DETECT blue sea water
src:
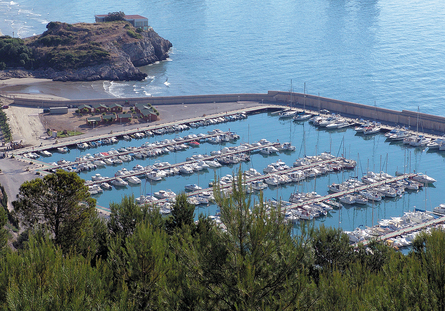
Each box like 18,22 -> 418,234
1,0 -> 445,231
1,0 -> 445,115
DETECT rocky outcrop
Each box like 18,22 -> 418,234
0,22 -> 172,82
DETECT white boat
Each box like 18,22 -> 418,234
185,184 -> 202,191
93,160 -> 106,167
433,204 -> 445,214
88,184 -> 103,195
126,176 -> 142,185
354,195 -> 368,205
339,195 -> 356,205
91,173 -> 105,181
293,112 -> 312,121
179,164 -> 194,174
264,174 -> 281,186
100,182 -> 112,190
248,180 -> 268,191
328,183 -> 344,193
57,147 -> 69,153
39,150 -> 52,157
359,190 -> 382,202
206,160 -> 222,168
259,146 -> 279,155
77,142 -> 88,149
278,142 -> 296,152
288,170 -> 305,182
363,126 -> 381,135
146,171 -> 163,181
112,177 -> 128,187
278,110 -> 296,119
115,168 -> 130,177
412,173 -> 436,184
154,190 -> 176,199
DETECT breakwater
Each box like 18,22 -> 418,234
8,91 -> 445,134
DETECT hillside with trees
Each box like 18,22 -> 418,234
0,169 -> 445,309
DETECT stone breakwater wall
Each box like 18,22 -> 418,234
9,90 -> 445,134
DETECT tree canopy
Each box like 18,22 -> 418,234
12,169 -> 96,253
104,11 -> 126,22
2,170 -> 445,309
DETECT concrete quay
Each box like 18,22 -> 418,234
10,91 -> 445,135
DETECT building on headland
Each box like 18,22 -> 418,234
94,14 -> 149,30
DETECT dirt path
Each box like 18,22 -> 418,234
4,106 -> 46,146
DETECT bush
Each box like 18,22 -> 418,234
126,30 -> 142,39
104,11 -> 126,22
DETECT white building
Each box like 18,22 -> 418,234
94,14 -> 149,30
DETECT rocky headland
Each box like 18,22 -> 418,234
0,21 -> 172,82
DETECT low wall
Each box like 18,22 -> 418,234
8,91 -> 445,134
9,93 -> 274,107
270,91 -> 445,134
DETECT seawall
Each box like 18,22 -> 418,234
7,91 -> 445,134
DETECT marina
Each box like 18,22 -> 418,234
8,107 -> 445,239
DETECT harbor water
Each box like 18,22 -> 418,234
37,112 -> 445,232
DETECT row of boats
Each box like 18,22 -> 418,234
345,209 -> 445,248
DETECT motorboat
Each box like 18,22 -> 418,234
433,204 -> 445,215
93,160 -> 106,167
412,173 -> 436,184
91,173 -> 106,181
146,171 -> 163,181
100,182 -> 112,190
248,180 -> 268,192
363,126 -> 381,135
185,184 -> 202,191
359,190 -> 382,202
278,110 -> 296,119
278,142 -> 296,152
339,194 -> 356,205
112,177 -> 128,187
179,164 -> 194,174
264,174 -> 281,186
77,142 -> 88,149
57,146 -> 69,153
293,112 -> 312,121
126,176 -> 142,185
39,150 -> 52,157
154,189 -> 176,200
288,170 -> 305,182
88,184 -> 103,195
259,146 -> 279,155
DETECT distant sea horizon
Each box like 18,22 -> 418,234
0,0 -> 444,117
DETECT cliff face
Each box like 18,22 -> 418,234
7,22 -> 172,82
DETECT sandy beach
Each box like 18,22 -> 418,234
0,77 -> 115,101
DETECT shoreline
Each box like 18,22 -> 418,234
0,77 -> 115,101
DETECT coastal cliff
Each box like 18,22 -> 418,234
0,21 -> 172,81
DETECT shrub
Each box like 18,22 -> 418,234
126,30 -> 142,39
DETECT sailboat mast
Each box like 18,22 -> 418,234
303,82 -> 306,110
290,79 -> 293,107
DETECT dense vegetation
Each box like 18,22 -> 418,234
0,36 -> 34,69
0,110 -> 12,142
104,12 -> 126,22
1,169 -> 445,310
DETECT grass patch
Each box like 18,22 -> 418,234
47,129 -> 83,138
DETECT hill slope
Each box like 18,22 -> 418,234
1,21 -> 172,81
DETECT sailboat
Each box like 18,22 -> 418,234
164,77 -> 170,86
